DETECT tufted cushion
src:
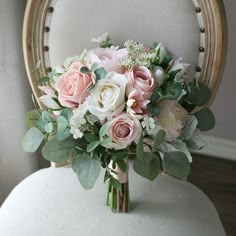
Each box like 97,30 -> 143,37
48,0 -> 199,78
0,163 -> 225,236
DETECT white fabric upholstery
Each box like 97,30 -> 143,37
0,164 -> 225,236
48,0 -> 199,78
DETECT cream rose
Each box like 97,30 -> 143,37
125,65 -> 156,99
157,100 -> 187,141
54,62 -> 93,109
88,72 -> 127,120
86,47 -> 127,73
105,113 -> 142,150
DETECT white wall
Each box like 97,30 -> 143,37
209,0 -> 236,141
0,0 -> 39,205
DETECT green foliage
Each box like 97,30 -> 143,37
84,133 -> 99,142
194,108 -> 215,131
91,63 -> 98,72
72,154 -> 101,190
22,127 -> 44,153
100,137 -> 112,146
99,123 -> 108,137
60,108 -> 73,121
44,122 -> 53,133
164,82 -> 183,100
80,66 -> 90,74
185,134 -> 209,151
152,130 -> 166,152
147,104 -> 161,116
25,110 -> 41,128
37,76 -> 50,84
133,152 -> 160,181
42,111 -> 53,122
168,69 -> 181,80
109,177 -> 122,192
160,54 -> 173,69
42,137 -> 76,163
150,88 -> 163,104
86,141 -> 100,152
180,116 -> 198,140
94,67 -> 107,80
163,151 -> 190,179
186,81 -> 211,106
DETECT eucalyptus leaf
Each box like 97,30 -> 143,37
56,116 -> 68,132
180,116 -> 198,140
37,76 -> 50,84
100,137 -> 112,146
151,88 -> 163,104
164,82 -> 183,100
42,137 -> 76,163
60,108 -> 73,121
110,177 -> 122,192
44,122 -> 53,133
72,155 -> 101,190
94,67 -> 107,80
160,54 -> 173,69
133,152 -> 160,181
91,63 -> 98,72
163,151 -> 190,179
56,128 -> 71,141
22,127 -> 44,152
136,135 -> 144,159
147,104 -> 160,115
26,110 -> 41,128
116,159 -> 127,173
152,129 -> 166,152
194,108 -> 215,131
87,141 -> 100,152
84,134 -> 99,142
42,111 -> 53,122
185,133 -> 209,151
99,123 -> 108,137
80,66 -> 90,74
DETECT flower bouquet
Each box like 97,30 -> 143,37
23,33 -> 215,213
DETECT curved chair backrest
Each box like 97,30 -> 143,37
22,0 -> 227,167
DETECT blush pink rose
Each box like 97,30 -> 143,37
157,100 -> 187,142
104,113 -> 142,150
86,47 -> 127,73
54,62 -> 93,109
125,65 -> 157,99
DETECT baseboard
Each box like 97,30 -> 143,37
193,135 -> 236,161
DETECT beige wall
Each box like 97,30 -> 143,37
209,0 -> 236,140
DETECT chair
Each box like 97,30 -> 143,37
0,0 -> 227,235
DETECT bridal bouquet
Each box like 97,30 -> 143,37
23,33 -> 215,213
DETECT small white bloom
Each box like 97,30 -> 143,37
70,127 -> 84,139
142,116 -> 162,136
169,58 -> 190,79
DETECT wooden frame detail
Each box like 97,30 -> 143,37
23,0 -> 228,167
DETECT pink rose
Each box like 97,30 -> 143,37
125,65 -> 156,99
104,113 -> 142,150
86,47 -> 127,73
157,100 -> 187,142
54,62 -> 93,109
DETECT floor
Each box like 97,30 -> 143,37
189,154 -> 236,236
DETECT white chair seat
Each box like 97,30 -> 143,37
0,163 -> 225,236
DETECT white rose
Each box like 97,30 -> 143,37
88,72 -> 127,120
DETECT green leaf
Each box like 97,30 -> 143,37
147,104 -> 160,115
85,133 -> 99,142
94,67 -> 107,80
168,69 -> 181,80
42,137 -> 76,163
136,134 -> 144,159
151,88 -> 163,104
80,66 -> 90,74
86,141 -> 100,152
110,177 -> 122,192
104,170 -> 110,183
91,63 -> 98,72
160,54 -> 173,69
194,108 -> 215,131
60,108 -> 73,121
164,82 -> 183,100
163,151 -> 190,178
37,76 -> 50,84
152,129 -> 166,152
180,116 -> 198,140
42,111 -> 53,122
72,154 -> 101,190
133,152 -> 160,181
22,127 -> 44,152
111,151 -> 128,160
56,128 -> 71,141
56,116 -> 68,132
44,122 -> 53,133
185,133 -> 209,151
186,82 -> 211,106
99,123 -> 108,137
25,110 -> 41,128
100,137 -> 112,146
